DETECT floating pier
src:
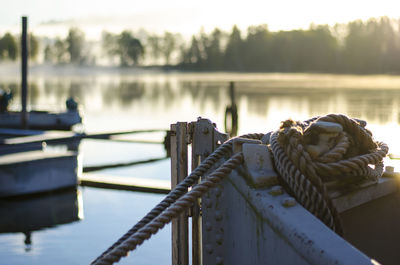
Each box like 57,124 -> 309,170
79,173 -> 170,194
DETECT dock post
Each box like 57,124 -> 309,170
224,81 -> 238,136
170,122 -> 189,265
21,16 -> 28,129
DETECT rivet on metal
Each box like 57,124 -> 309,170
282,197 -> 297,208
205,244 -> 213,254
205,222 -> 212,231
215,211 -> 223,221
204,199 -> 212,208
216,256 -> 223,265
215,186 -> 222,197
385,166 -> 394,173
268,185 -> 284,196
216,234 -> 223,245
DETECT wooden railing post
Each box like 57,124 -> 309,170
170,122 -> 189,265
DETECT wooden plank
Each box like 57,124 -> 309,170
170,122 -> 189,265
190,122 -> 202,265
79,173 -> 170,194
0,128 -> 44,136
1,129 -> 167,145
0,150 -> 76,165
2,131 -> 77,145
83,157 -> 168,172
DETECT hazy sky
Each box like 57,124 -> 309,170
2,0 -> 400,38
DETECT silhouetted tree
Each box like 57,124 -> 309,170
66,27 -> 85,64
243,25 -> 270,71
204,28 -> 224,69
224,25 -> 244,70
184,36 -> 202,66
101,31 -> 119,64
0,33 -> 18,60
54,38 -> 68,64
118,31 -> 144,66
29,34 -> 39,61
147,34 -> 161,64
44,44 -> 54,63
162,32 -> 177,65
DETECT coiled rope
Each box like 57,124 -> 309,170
270,114 -> 388,234
91,133 -> 264,265
92,114 -> 388,264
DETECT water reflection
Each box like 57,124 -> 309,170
0,188 -> 83,251
2,73 -> 400,132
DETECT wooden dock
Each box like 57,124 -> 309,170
79,173 -> 171,194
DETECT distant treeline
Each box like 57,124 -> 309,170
179,17 -> 400,74
1,16 -> 400,74
0,33 -> 39,61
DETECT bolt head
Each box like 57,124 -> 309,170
205,244 -> 213,254
216,234 -> 223,245
282,197 -> 297,208
385,166 -> 394,173
268,185 -> 284,196
215,211 -> 223,221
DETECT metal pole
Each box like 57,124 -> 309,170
21,16 -> 28,129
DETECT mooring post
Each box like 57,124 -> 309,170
21,16 -> 28,129
224,81 -> 238,136
170,122 -> 189,265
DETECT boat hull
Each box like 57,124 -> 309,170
0,151 -> 80,198
0,111 -> 82,130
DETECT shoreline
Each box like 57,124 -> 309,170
1,62 -> 400,77
1,63 -> 400,90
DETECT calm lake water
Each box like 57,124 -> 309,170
1,70 -> 400,264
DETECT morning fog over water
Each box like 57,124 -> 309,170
2,71 -> 400,144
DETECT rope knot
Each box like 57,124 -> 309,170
270,114 -> 389,234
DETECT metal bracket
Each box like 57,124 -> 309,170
242,143 -> 279,188
191,117 -> 228,159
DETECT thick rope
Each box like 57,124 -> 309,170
92,114 -> 388,264
91,133 -> 263,265
270,132 -> 341,232
93,152 -> 244,265
270,114 -> 388,234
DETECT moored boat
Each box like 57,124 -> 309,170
0,149 -> 81,198
0,109 -> 82,131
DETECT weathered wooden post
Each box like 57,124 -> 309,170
21,16 -> 28,129
171,118 -> 228,265
170,122 -> 189,265
224,81 -> 238,136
